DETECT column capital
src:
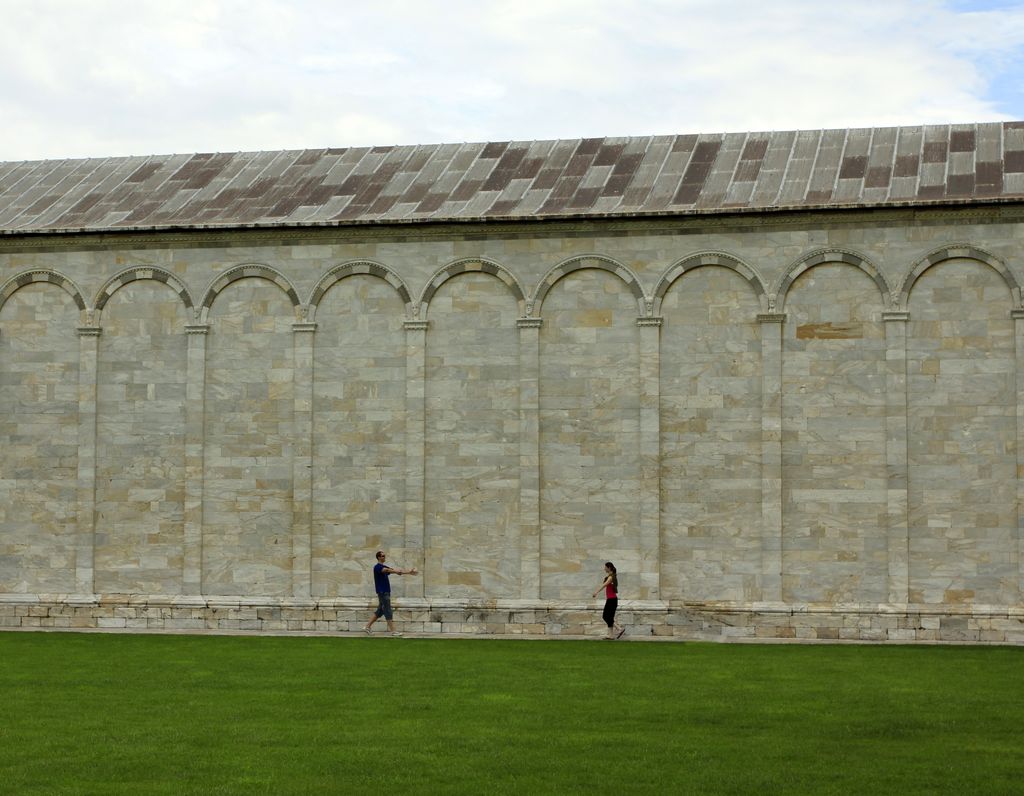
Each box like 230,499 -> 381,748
516,317 -> 543,329
636,316 -> 663,328
1011,309 -> 1024,320
757,313 -> 786,324
883,311 -> 910,322
77,326 -> 102,337
185,324 -> 210,335
403,320 -> 429,332
292,322 -> 318,333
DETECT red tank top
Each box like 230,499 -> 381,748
605,582 -> 617,599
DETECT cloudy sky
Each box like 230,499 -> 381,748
2,0 -> 1023,161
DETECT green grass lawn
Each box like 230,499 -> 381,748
0,633 -> 1021,795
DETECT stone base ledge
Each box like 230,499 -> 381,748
0,595 -> 1021,644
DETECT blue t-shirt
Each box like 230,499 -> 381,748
373,562 -> 391,594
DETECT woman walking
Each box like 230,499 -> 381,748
593,561 -> 625,639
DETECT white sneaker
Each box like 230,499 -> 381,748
391,632 -> 403,638
363,626 -> 372,636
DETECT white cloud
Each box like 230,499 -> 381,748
0,0 -> 1022,160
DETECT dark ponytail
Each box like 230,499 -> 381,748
605,561 -> 618,592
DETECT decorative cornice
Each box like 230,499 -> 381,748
756,313 -> 786,324
516,317 -> 543,329
636,316 -> 663,327
882,311 -> 911,322
76,326 -> 102,337
292,322 -> 318,333
403,320 -> 429,332
185,324 -> 210,335
1011,309 -> 1024,320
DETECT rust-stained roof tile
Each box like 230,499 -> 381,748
947,173 -> 975,196
950,129 -> 976,152
923,141 -> 948,163
480,141 -> 509,159
673,137 -> 722,205
1005,150 -> 1024,173
593,142 -> 626,167
860,128 -> 897,202
414,192 -> 447,214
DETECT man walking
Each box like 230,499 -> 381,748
364,550 -> 418,636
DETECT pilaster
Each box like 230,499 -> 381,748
183,324 -> 208,594
291,321 -> 317,599
75,326 -> 101,595
404,319 -> 428,597
637,316 -> 662,599
883,311 -> 910,603
1014,309 -> 1024,599
517,317 -> 542,598
758,312 -> 785,601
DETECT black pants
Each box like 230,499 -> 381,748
602,598 -> 618,628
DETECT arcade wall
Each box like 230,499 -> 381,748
1,209 -> 1022,641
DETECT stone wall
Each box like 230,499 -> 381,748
1,208 -> 1023,641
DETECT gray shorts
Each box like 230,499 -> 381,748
374,592 -> 393,621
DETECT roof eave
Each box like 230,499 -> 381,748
1,194 -> 1021,239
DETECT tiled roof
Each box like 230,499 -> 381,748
2,122 -> 1023,235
